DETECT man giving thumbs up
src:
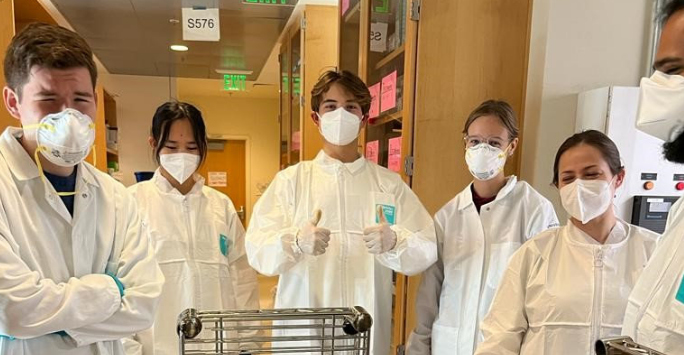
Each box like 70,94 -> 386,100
245,70 -> 437,355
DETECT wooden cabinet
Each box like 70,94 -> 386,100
0,0 -> 17,131
102,89 -> 120,177
339,0 -> 419,353
340,0 -> 534,353
279,5 -> 339,169
411,0 -> 531,215
340,0 -> 418,185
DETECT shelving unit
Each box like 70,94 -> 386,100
279,5 -> 339,169
339,0 -> 420,352
101,89 -> 121,180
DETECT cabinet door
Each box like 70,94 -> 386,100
339,0 -> 363,75
289,29 -> 302,165
364,0 -> 421,352
0,0 -> 15,132
279,44 -> 290,169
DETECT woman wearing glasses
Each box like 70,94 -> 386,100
406,100 -> 559,355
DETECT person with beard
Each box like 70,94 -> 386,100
622,0 -> 684,353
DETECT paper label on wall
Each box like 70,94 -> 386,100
182,6 -> 220,42
381,71 -> 397,112
366,140 -> 380,164
370,22 -> 388,53
369,83 -> 381,118
341,0 -> 350,16
388,136 -> 402,173
208,172 -> 227,187
292,131 -> 301,151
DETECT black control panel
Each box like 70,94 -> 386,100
631,195 -> 680,234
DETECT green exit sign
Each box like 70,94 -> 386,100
242,0 -> 293,4
224,74 -> 247,91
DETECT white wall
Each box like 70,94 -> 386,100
177,95 -> 280,223
100,74 -> 174,187
521,0 -> 652,215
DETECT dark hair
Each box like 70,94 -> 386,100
462,100 -> 520,140
311,70 -> 371,115
151,102 -> 208,165
552,130 -> 624,186
4,23 -> 97,97
660,0 -> 684,25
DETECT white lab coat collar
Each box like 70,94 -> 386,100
151,168 -> 205,196
0,127 -> 99,188
565,218 -> 629,247
456,175 -> 519,211
314,150 -> 367,175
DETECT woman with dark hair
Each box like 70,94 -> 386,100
127,102 -> 260,355
475,130 -> 659,355
407,100 -> 558,355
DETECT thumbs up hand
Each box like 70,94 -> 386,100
363,206 -> 397,254
296,209 -> 331,256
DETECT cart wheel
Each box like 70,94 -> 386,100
342,306 -> 373,335
177,308 -> 203,339
595,339 -> 608,355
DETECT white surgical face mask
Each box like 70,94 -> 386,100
318,107 -> 362,146
160,153 -> 200,184
32,108 -> 96,167
636,70 -> 684,142
465,143 -> 508,181
560,178 -> 614,224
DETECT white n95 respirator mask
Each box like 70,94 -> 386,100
31,108 -> 96,167
318,107 -> 362,146
636,70 -> 684,142
160,153 -> 200,184
560,179 -> 614,224
465,143 -> 508,181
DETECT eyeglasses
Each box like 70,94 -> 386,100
463,135 -> 508,149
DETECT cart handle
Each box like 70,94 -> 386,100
342,306 -> 373,335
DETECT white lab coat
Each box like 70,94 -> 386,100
245,151 -> 437,355
0,127 -> 164,355
128,171 -> 260,355
406,177 -> 559,355
475,220 -> 658,355
623,198 -> 684,354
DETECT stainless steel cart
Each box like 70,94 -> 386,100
177,306 -> 373,354
596,337 -> 668,355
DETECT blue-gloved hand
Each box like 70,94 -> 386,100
0,334 -> 15,341
106,272 -> 125,297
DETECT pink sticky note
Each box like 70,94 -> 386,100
342,0 -> 350,16
388,136 -> 402,172
369,83 -> 381,118
366,140 -> 379,164
381,71 -> 397,113
292,131 -> 301,151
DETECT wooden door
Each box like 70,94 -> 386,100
197,140 -> 247,226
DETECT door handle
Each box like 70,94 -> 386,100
237,206 -> 245,220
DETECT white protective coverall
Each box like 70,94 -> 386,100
0,127 -> 164,355
245,151 -> 437,355
475,220 -> 658,355
623,197 -> 684,354
407,177 -> 559,355
128,170 -> 260,355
